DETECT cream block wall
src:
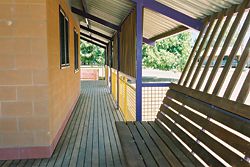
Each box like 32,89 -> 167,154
0,0 -> 49,148
47,0 -> 80,144
0,0 -> 80,152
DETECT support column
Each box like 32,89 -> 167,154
109,42 -> 112,94
105,46 -> 108,83
136,1 -> 143,121
117,32 -> 121,109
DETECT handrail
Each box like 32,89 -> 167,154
119,76 -> 136,91
142,82 -> 172,87
119,71 -> 136,82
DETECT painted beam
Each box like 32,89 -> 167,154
80,37 -> 106,49
136,0 -> 143,121
80,32 -> 108,45
80,25 -> 112,41
72,7 -> 120,31
150,26 -> 189,41
142,83 -> 171,87
131,0 -> 204,30
143,37 -> 155,45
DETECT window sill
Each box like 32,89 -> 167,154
60,65 -> 70,69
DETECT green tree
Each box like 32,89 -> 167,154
143,32 -> 192,71
80,41 -> 105,66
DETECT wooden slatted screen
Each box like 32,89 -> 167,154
112,33 -> 118,70
178,0 -> 250,106
120,10 -> 136,78
107,42 -> 111,67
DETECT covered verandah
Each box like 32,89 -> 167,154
0,0 -> 249,166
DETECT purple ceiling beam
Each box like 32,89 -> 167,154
143,37 -> 155,45
72,7 -> 120,31
131,0 -> 204,30
80,25 -> 112,41
80,32 -> 108,45
80,37 -> 106,49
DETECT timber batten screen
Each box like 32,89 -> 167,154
110,10 -> 137,77
113,33 -> 118,70
178,0 -> 250,105
120,10 -> 136,78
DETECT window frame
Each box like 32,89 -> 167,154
74,28 -> 79,72
59,7 -> 70,69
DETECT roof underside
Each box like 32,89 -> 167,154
70,0 -> 244,43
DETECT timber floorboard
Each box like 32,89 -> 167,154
0,81 -> 125,167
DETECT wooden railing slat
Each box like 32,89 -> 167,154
170,83 -> 250,120
166,88 -> 250,137
163,94 -> 250,157
160,104 -> 247,166
157,112 -> 224,166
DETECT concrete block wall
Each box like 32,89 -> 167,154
0,0 -> 49,148
0,0 -> 80,160
47,0 -> 80,149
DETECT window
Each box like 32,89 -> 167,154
59,8 -> 69,68
74,29 -> 79,71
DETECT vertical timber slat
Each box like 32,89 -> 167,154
189,12 -> 224,88
183,15 -> 216,87
178,21 -> 209,85
213,11 -> 250,95
237,70 -> 250,103
203,0 -> 249,92
195,7 -> 236,90
224,38 -> 250,98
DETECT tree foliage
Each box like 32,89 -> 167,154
143,32 -> 192,71
80,41 -> 105,66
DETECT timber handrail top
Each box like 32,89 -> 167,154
170,83 -> 250,120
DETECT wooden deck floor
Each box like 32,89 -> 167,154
0,81 -> 125,167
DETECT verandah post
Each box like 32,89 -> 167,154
105,46 -> 108,85
136,0 -> 143,121
109,42 -> 112,94
117,32 -> 120,109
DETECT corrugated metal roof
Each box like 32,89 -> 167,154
86,0 -> 134,25
71,0 -> 245,42
156,0 -> 243,19
71,0 -> 134,43
144,0 -> 244,40
143,8 -> 181,39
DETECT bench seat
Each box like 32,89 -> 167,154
116,84 -> 250,167
116,121 -> 202,167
